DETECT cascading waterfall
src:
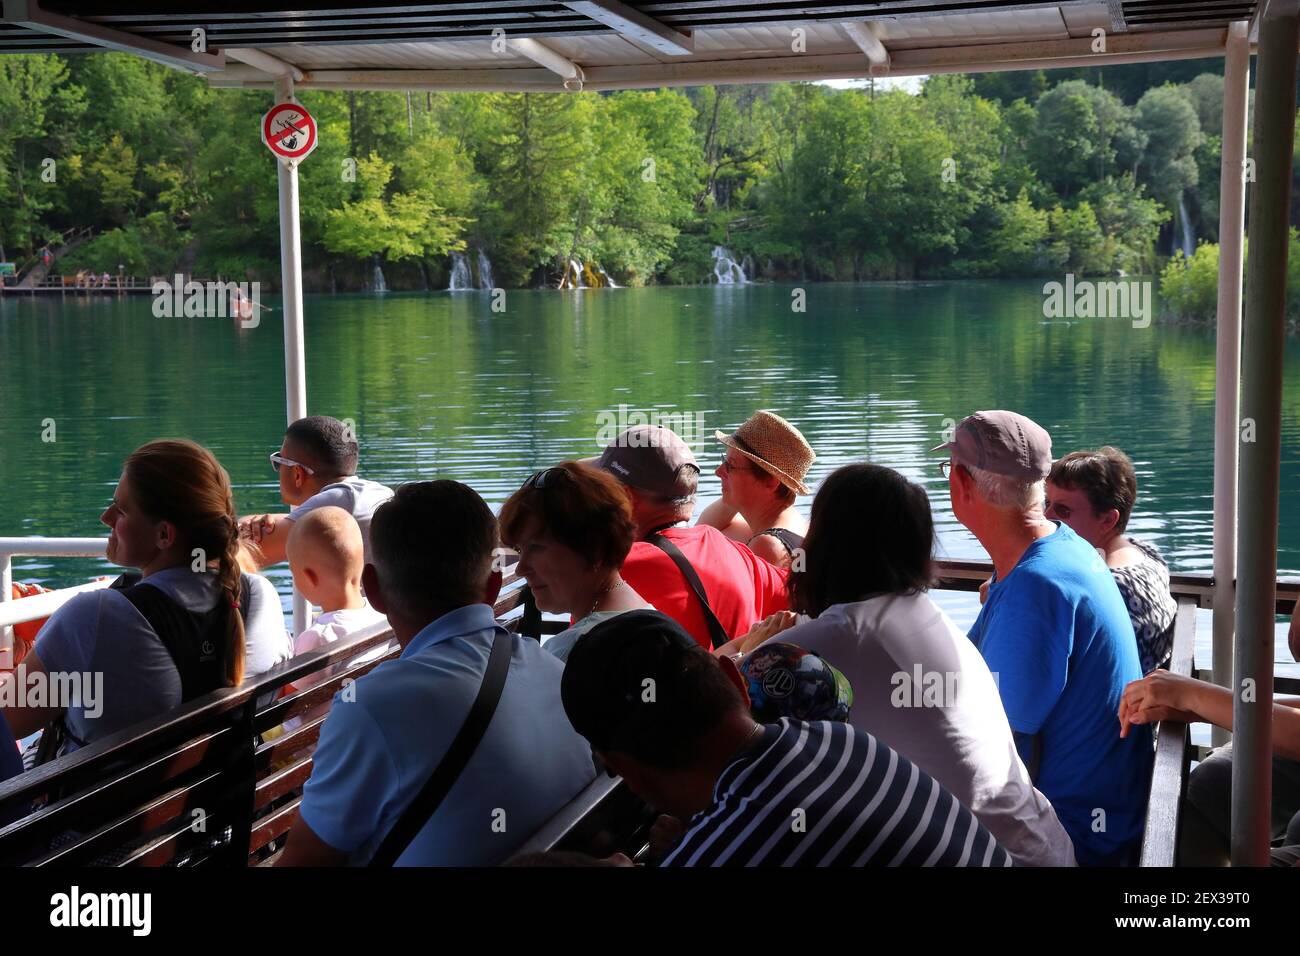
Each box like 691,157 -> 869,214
557,257 -> 617,289
448,251 -> 471,290
475,248 -> 495,290
1177,193 -> 1196,259
712,246 -> 747,285
372,255 -> 388,293
742,254 -> 756,280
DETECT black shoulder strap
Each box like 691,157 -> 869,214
368,627 -> 513,867
111,572 -> 250,700
518,585 -> 543,641
752,528 -> 801,558
646,533 -> 730,650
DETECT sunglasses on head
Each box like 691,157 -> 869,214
523,467 -> 570,491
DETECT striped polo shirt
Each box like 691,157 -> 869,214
660,719 -> 1013,867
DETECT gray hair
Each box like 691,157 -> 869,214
966,465 -> 1045,512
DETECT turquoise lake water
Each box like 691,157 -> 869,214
2,280 -> 1297,669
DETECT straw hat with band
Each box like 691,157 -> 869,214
715,410 -> 815,496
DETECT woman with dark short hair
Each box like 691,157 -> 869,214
717,463 -> 1076,867
500,461 -> 651,662
1045,446 -> 1177,673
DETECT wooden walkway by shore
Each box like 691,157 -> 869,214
1,276 -> 155,296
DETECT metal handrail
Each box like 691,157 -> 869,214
4,544 -> 1299,639
0,538 -> 109,649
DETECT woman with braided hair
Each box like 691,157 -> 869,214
0,439 -> 292,764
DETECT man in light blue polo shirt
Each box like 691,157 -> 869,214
938,411 -> 1152,866
278,480 -> 596,866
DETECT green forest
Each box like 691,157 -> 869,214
0,53 -> 1287,294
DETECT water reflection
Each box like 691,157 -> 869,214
3,281 -> 1299,666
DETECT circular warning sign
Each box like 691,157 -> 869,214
262,101 -> 317,164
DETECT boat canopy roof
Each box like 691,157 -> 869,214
0,2 -> 1261,92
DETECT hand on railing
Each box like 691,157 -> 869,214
1119,670 -> 1204,738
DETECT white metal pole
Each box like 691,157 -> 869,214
274,74 -> 310,638
1232,0 -> 1299,867
1210,20 -> 1251,749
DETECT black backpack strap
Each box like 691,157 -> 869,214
646,533 -> 731,650
368,627 -> 513,867
111,572 -> 248,700
751,527 -> 801,559
518,586 -> 543,641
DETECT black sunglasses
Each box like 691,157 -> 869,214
523,467 -> 569,491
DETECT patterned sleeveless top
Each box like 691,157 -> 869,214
1111,538 -> 1178,673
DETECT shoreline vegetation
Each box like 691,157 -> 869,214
2,53 -> 1297,324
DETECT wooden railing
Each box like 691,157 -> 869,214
2,558 -> 1295,866
1138,598 -> 1197,868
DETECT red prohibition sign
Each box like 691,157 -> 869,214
262,102 -> 317,162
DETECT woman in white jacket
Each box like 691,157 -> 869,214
719,463 -> 1076,867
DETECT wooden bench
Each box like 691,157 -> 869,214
2,558 -> 1287,867
1138,597 -> 1197,867
0,567 -> 543,866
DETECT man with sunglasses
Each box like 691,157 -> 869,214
240,416 -> 393,568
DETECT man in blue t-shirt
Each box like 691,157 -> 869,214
936,411 -> 1152,865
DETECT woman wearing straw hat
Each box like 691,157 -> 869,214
698,410 -> 813,570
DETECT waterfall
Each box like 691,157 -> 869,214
1177,192 -> 1196,259
568,259 -> 586,289
372,255 -> 388,293
448,251 -> 471,291
711,246 -> 747,285
475,248 -> 495,290
557,258 -> 617,289
742,254 -> 756,280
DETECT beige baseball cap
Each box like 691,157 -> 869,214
932,410 -> 1053,480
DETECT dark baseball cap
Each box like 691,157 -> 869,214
591,425 -> 700,499
931,410 -> 1053,480
560,610 -> 730,762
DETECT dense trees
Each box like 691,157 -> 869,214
0,52 -> 1274,290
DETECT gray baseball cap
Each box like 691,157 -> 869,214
591,425 -> 700,499
931,410 -> 1053,480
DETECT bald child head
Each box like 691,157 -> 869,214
287,506 -> 365,606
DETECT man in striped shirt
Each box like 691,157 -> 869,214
561,610 -> 1011,867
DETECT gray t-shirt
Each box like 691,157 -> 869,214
34,567 -> 291,752
542,611 -> 629,663
288,477 -> 394,566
